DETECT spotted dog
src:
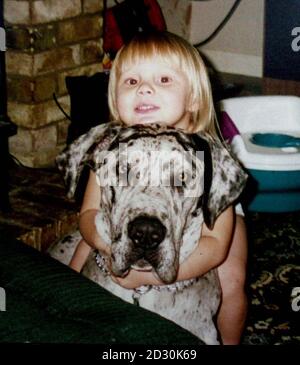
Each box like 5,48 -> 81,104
49,123 -> 247,345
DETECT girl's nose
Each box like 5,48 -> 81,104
137,82 -> 154,95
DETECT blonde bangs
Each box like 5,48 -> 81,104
116,36 -> 184,79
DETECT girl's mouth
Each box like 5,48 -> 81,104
134,104 -> 159,114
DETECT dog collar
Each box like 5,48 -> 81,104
95,251 -> 198,303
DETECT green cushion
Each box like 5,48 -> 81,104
0,237 -> 202,345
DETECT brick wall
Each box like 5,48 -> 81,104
4,0 -> 104,167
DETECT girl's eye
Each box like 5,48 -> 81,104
126,78 -> 138,85
160,76 -> 171,84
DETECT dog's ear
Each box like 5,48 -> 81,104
192,133 -> 248,229
190,134 -> 213,225
56,123 -> 121,198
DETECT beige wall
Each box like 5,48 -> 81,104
190,0 -> 264,77
158,0 -> 265,77
157,0 -> 191,40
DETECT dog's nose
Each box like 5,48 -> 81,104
128,216 -> 166,249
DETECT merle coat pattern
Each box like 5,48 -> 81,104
49,123 -> 247,345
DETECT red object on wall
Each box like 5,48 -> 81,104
103,0 -> 166,56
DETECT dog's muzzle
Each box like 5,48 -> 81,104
128,215 -> 166,250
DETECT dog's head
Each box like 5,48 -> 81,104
93,124 -> 212,283
57,123 -> 247,284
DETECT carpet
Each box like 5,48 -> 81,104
242,211 -> 300,345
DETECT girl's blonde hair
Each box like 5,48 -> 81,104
108,31 -> 217,135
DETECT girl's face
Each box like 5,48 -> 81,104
115,59 -> 192,130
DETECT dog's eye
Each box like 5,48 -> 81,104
174,171 -> 193,190
119,163 -> 128,174
116,162 -> 130,185
176,172 -> 188,185
179,172 -> 187,182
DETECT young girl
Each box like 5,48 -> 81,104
68,31 -> 248,345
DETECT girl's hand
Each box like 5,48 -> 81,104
97,242 -> 111,257
110,269 -> 163,289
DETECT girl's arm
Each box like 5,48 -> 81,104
78,170 -> 111,256
176,205 -> 234,280
69,239 -> 91,273
111,206 -> 234,289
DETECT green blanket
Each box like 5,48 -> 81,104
0,237 -> 202,345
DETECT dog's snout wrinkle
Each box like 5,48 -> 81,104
128,216 -> 166,249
